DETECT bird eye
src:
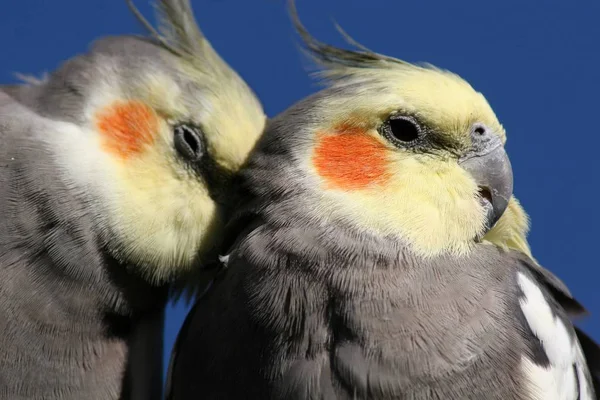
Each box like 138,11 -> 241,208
173,124 -> 205,162
386,116 -> 422,143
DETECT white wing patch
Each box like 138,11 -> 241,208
518,272 -> 593,400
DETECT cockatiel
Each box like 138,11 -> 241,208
166,2 -> 599,399
0,0 -> 265,399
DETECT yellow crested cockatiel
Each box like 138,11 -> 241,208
165,1 -> 599,399
0,0 -> 265,399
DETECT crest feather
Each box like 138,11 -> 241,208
286,0 -> 466,87
288,0 -> 416,78
126,0 -> 232,77
155,0 -> 208,58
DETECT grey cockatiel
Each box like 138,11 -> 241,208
166,4 -> 599,399
0,0 -> 265,399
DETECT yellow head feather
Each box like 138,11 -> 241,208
289,1 -> 525,258
52,2 -> 267,285
483,196 -> 534,259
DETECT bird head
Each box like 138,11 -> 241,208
247,1 -> 531,259
22,0 -> 266,283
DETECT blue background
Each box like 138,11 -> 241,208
1,0 -> 598,384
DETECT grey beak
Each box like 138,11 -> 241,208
459,145 -> 513,232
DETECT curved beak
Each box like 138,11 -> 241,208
459,145 -> 513,232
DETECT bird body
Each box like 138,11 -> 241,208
0,1 -> 265,398
168,215 -> 594,399
166,3 -> 598,398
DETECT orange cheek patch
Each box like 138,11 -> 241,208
312,127 -> 391,190
95,100 -> 159,159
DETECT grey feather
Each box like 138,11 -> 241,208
126,0 -> 237,79
126,0 -> 208,58
575,328 -> 600,399
126,0 -> 183,57
121,309 -> 165,400
515,251 -> 587,317
288,0 -> 403,69
165,209 -> 574,399
287,0 -> 422,84
0,34 -> 208,399
0,88 -> 169,399
167,215 -> 597,399
166,102 -> 597,398
2,1 -> 265,397
155,0 -> 206,55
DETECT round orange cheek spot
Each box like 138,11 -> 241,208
312,126 -> 391,190
95,100 -> 160,159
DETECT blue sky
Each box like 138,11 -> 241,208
2,0 -> 598,383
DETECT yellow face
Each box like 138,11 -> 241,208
56,65 -> 265,284
303,65 -> 528,257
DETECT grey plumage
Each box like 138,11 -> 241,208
121,308 -> 165,400
576,329 -> 600,396
166,166 -> 597,399
0,0 -> 266,397
0,85 -> 167,399
165,9 -> 599,393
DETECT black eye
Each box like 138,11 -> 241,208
385,116 -> 422,143
174,124 -> 205,162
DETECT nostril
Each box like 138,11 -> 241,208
478,186 -> 493,203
